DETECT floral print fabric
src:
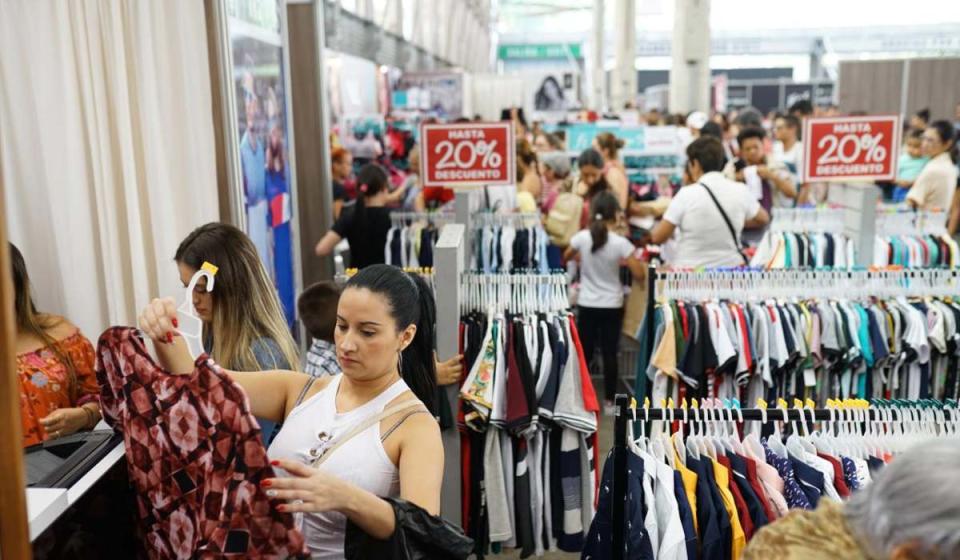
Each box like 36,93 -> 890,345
96,327 -> 307,559
761,440 -> 812,510
19,330 -> 99,447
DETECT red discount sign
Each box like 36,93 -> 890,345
420,122 -> 515,187
802,115 -> 900,182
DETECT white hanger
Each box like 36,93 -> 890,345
177,268 -> 216,359
729,406 -> 746,455
686,406 -> 701,460
767,406 -> 789,458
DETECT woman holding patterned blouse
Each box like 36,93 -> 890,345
12,243 -> 101,447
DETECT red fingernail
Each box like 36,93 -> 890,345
261,480 -> 272,487
172,318 -> 179,328
276,505 -> 286,512
167,333 -> 174,343
270,460 -> 280,466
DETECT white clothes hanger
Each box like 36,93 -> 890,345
177,266 -> 216,359
767,405 -> 789,458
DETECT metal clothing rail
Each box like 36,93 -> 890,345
876,206 -> 948,236
470,212 -> 541,227
649,265 -> 960,302
608,393 -> 959,559
769,206 -> 846,234
390,211 -> 456,226
459,271 -> 569,314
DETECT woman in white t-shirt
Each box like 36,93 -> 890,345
650,136 -> 769,268
564,191 -> 645,411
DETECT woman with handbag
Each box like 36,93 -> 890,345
138,264 -> 457,558
648,136 -> 769,268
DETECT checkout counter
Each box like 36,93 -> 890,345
24,426 -> 126,541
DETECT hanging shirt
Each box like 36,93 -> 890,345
686,454 -> 727,560
711,459 -> 747,560
96,327 -> 307,558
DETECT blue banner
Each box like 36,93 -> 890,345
564,124 -> 646,154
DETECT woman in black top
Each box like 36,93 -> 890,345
315,163 -> 393,269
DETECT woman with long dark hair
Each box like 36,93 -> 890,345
315,163 -> 393,269
11,243 -> 101,446
563,192 -> 644,412
575,148 -> 611,229
139,264 -> 442,558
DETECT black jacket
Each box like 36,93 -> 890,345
344,497 -> 474,560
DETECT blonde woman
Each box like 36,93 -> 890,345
174,223 -> 299,372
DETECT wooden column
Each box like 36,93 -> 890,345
287,0 -> 335,286
0,156 -> 31,557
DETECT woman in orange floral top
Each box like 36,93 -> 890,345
12,244 -> 101,447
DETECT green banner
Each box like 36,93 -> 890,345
497,43 -> 582,60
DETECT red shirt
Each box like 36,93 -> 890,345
817,452 -> 851,498
742,454 -> 778,522
718,455 -> 755,540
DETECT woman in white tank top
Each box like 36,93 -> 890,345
139,265 -> 444,558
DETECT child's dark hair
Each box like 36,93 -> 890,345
907,128 -> 924,141
589,191 -> 620,253
297,281 -> 341,342
345,265 -> 437,414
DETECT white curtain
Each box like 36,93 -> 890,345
0,0 -> 220,339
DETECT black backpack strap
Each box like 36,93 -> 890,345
699,182 -> 748,265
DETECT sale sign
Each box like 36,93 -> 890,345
420,122 -> 515,187
802,115 -> 900,182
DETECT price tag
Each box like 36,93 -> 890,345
802,115 -> 900,182
420,122 -> 515,188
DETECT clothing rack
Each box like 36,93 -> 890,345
641,264 -> 960,350
389,211 -> 456,226
470,212 -> 542,227
769,206 -> 845,234
656,266 -> 960,301
607,393 -> 960,560
876,206 -> 948,236
460,271 -> 569,314
636,264 -> 960,402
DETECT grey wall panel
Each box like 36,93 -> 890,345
840,58 -> 960,120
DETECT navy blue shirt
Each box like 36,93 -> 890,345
583,452 -> 654,559
725,452 -> 769,531
789,453 -> 825,508
673,469 -> 699,560
687,454 -> 727,560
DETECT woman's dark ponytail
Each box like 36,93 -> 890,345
353,163 -> 389,232
588,190 -> 619,252
401,273 -> 437,414
346,264 -> 437,415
